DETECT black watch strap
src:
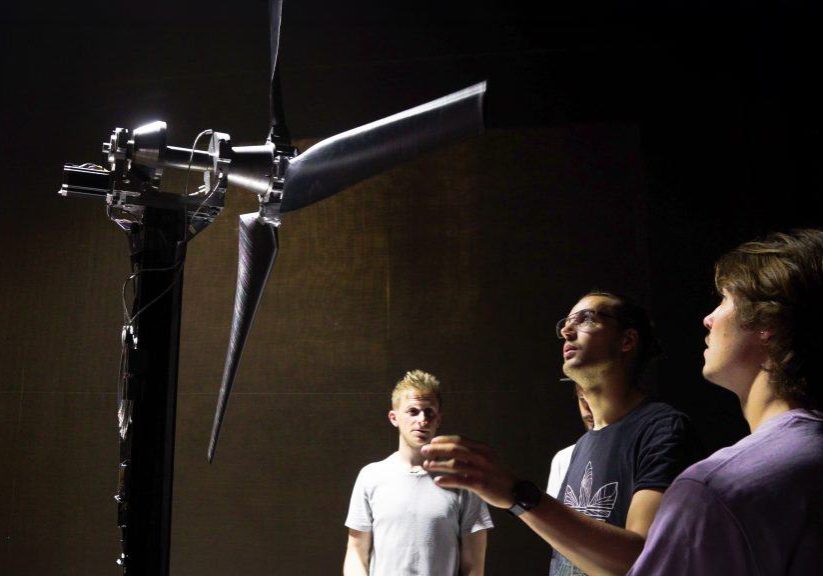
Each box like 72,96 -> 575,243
508,480 -> 543,516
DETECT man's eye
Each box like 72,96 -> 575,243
580,310 -> 596,322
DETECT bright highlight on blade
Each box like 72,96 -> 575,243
288,82 -> 486,168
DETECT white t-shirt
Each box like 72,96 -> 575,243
345,452 -> 494,576
546,444 -> 575,498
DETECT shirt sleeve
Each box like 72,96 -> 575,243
459,490 -> 494,534
547,444 -> 575,498
627,477 -> 756,575
547,452 -> 562,495
344,467 -> 373,532
634,412 -> 704,492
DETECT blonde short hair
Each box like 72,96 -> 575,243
391,370 -> 442,409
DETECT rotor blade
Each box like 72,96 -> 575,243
268,0 -> 290,143
279,81 -> 486,213
208,212 -> 279,462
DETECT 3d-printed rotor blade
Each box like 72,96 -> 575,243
208,212 -> 279,462
279,81 -> 487,214
268,0 -> 290,144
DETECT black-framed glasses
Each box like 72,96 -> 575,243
555,309 -> 617,339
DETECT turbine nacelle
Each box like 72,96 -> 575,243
61,122 -> 296,224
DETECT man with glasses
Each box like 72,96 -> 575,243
422,292 -> 703,575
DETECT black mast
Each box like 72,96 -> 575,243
116,206 -> 187,574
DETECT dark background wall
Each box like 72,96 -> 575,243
1,1 -> 821,574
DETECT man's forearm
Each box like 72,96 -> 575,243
343,529 -> 372,576
343,548 -> 369,576
342,546 -> 369,576
520,494 -> 644,576
460,530 -> 487,576
420,437 -> 648,575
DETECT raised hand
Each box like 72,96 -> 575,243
422,435 -> 518,509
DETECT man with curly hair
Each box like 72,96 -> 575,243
628,229 -> 823,575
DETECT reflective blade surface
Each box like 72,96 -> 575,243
208,212 -> 279,462
280,81 -> 486,213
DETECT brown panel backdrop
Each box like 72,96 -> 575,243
4,2 -> 819,573
168,125 -> 652,574
0,120 -> 652,574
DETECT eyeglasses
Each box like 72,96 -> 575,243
555,309 -> 617,339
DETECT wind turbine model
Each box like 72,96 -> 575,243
60,1 -> 486,573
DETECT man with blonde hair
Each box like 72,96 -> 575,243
343,370 -> 493,576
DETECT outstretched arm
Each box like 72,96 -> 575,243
422,436 -> 662,576
343,529 -> 371,576
460,529 -> 488,576
518,488 -> 661,575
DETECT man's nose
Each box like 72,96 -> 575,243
703,312 -> 714,330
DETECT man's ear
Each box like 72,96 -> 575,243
388,410 -> 398,428
621,328 -> 639,353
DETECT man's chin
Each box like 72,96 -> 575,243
406,435 -> 429,447
701,365 -> 717,384
562,362 -> 583,378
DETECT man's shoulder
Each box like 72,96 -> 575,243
365,453 -> 396,467
633,400 -> 689,421
550,444 -> 576,467
623,401 -> 694,436
632,401 -> 700,444
599,400 -> 692,440
682,410 -> 823,491
355,453 -> 399,481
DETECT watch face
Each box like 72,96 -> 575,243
513,480 -> 542,510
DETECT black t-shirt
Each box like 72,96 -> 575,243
549,401 -> 704,576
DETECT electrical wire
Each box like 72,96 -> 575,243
109,119 -> 231,573
116,127 -> 224,440
120,260 -> 183,329
183,129 -> 214,197
119,128 -> 223,333
113,129 -> 232,441
186,171 -> 225,238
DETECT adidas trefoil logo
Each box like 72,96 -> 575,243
563,461 -> 618,520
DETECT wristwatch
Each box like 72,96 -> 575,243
508,480 -> 543,516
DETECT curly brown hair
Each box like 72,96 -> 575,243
714,229 -> 823,409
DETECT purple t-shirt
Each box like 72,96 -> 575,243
628,409 -> 823,576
